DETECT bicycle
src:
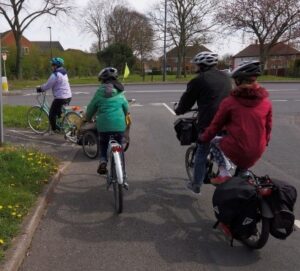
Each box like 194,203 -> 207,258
106,135 -> 128,214
27,92 -> 83,143
175,108 -> 284,250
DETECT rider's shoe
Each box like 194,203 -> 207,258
186,181 -> 201,194
97,162 -> 107,175
210,175 -> 230,185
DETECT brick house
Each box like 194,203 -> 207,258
233,42 -> 300,75
162,44 -> 212,73
0,30 -> 64,55
0,30 -> 32,55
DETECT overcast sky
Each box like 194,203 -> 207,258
0,0 -> 248,57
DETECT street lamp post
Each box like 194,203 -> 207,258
48,26 -> 53,58
163,0 -> 167,82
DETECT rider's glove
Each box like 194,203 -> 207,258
36,86 -> 43,93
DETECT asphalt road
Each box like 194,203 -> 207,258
3,83 -> 300,270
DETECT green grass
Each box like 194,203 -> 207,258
3,105 -> 30,128
0,145 -> 58,261
5,73 -> 300,91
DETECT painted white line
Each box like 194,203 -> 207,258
272,99 -> 288,102
295,220 -> 300,229
73,91 -> 89,95
131,104 -> 144,107
150,103 -> 164,106
9,129 -> 35,135
163,103 -> 176,116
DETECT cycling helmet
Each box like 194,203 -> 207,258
231,61 -> 261,79
50,57 -> 64,67
191,51 -> 218,66
98,67 -> 118,81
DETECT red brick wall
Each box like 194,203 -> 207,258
2,31 -> 32,47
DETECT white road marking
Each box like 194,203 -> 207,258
272,99 -> 288,102
295,220 -> 300,229
163,103 -> 176,116
131,103 -> 144,107
72,91 -> 89,95
150,103 -> 164,106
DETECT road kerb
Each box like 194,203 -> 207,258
0,157 -> 77,271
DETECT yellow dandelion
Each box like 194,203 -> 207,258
17,214 -> 22,218
0,239 -> 4,245
0,205 -> 3,210
8,205 -> 12,209
11,212 -> 17,216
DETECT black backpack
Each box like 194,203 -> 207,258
266,178 -> 297,240
174,118 -> 197,145
212,176 -> 259,240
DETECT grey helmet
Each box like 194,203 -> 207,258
191,51 -> 218,66
231,61 -> 261,79
98,67 -> 118,81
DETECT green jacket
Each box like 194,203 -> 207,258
86,83 -> 129,132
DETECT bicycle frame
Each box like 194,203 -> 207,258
36,92 -> 50,114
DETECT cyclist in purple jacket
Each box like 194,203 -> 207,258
36,57 -> 72,132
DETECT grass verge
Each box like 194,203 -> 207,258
6,74 -> 300,91
0,145 -> 58,261
3,105 -> 30,129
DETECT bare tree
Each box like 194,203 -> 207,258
0,0 -> 74,78
80,0 -> 120,52
149,0 -> 217,78
106,6 -> 154,61
217,0 -> 300,68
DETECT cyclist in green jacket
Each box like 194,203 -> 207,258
86,67 -> 129,174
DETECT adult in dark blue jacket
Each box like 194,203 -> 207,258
175,51 -> 231,194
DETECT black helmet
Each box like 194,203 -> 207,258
98,67 -> 118,81
231,61 -> 261,79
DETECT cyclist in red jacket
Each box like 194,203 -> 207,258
199,61 -> 272,184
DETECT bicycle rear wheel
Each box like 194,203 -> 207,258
62,112 -> 82,143
27,106 -> 50,134
111,156 -> 123,214
82,130 -> 99,159
185,145 -> 196,182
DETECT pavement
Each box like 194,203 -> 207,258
0,128 -> 81,271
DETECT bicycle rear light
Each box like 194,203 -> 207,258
112,146 -> 123,152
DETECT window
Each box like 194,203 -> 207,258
22,47 -> 29,55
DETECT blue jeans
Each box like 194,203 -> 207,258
193,142 -> 210,187
98,132 -> 124,163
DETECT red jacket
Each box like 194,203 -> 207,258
200,83 -> 272,169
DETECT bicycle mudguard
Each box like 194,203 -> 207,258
261,200 -> 274,219
112,151 -> 123,185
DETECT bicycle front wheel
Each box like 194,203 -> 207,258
27,106 -> 50,134
185,145 -> 196,182
111,156 -> 123,214
62,112 -> 82,143
82,130 -> 99,159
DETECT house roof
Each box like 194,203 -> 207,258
31,41 -> 64,52
166,44 -> 211,58
234,43 -> 300,58
0,30 -> 11,38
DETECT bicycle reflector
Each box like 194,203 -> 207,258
112,146 -> 123,152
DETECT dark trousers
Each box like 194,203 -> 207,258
98,132 -> 124,162
49,98 -> 71,131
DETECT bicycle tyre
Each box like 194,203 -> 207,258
185,145 -> 196,182
82,130 -> 99,159
240,217 -> 270,250
62,112 -> 82,143
27,106 -> 50,134
111,156 -> 123,213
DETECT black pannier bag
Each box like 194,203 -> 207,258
267,178 -> 297,240
174,118 -> 197,145
212,176 -> 259,240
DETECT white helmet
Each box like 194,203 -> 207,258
191,51 -> 218,66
